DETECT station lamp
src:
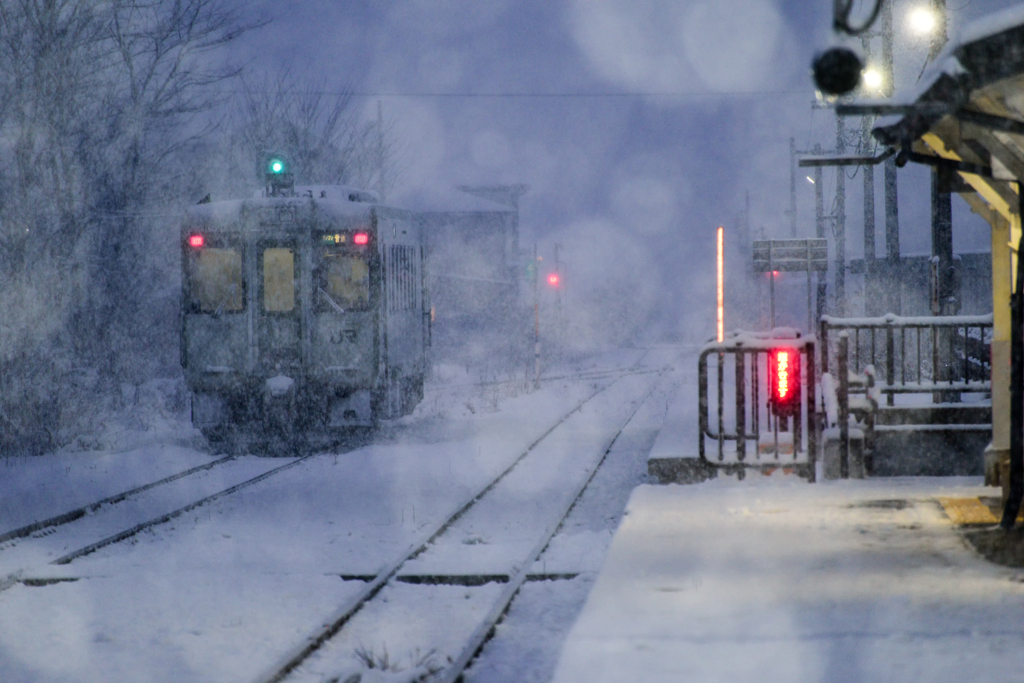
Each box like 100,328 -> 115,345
861,67 -> 884,92
908,6 -> 938,35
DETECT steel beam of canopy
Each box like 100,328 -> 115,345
798,148 -> 895,167
837,103 -> 1024,138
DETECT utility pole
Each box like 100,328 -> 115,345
789,137 -> 798,237
533,243 -> 540,388
881,0 -> 901,315
376,100 -> 386,201
835,115 -> 847,315
553,243 -> 564,336
861,37 -> 878,315
814,144 -> 827,325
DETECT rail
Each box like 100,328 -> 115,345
698,330 -> 817,480
820,313 -> 992,405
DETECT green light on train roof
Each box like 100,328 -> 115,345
268,158 -> 287,174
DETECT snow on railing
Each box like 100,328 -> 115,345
820,313 -> 992,406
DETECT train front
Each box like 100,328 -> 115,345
180,190 -> 380,447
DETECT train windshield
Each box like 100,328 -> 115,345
317,251 -> 370,312
263,247 -> 296,312
186,247 -> 243,313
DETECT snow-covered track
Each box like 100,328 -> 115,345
257,367 -> 665,683
0,455 -> 236,546
434,374 -> 663,683
49,453 -> 320,565
423,363 -> 666,396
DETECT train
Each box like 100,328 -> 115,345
180,156 -> 429,447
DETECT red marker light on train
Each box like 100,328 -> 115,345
188,234 -> 204,248
353,233 -> 369,245
769,348 -> 801,417
548,273 -> 560,287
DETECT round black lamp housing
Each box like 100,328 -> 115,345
812,47 -> 864,97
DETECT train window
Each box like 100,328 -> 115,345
187,248 -> 243,313
316,252 -> 370,312
263,247 -> 295,312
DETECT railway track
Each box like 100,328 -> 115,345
422,362 -> 667,396
0,454 -> 237,546
0,360 -> 658,595
257,366 -> 668,683
0,352 -> 676,683
0,453 -> 320,591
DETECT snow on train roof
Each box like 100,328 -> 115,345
182,184 -> 514,228
183,185 -> 380,225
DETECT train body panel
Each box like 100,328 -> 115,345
180,186 -> 428,438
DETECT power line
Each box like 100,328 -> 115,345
345,90 -> 811,99
212,87 -> 812,99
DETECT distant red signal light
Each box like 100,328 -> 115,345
548,273 -> 560,287
769,348 -> 801,417
353,233 -> 369,245
188,234 -> 204,248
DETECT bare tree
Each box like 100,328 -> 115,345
230,72 -> 400,197
0,0 -> 264,453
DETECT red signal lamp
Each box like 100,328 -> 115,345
769,348 -> 801,417
353,232 -> 369,245
548,273 -> 560,287
188,234 -> 204,248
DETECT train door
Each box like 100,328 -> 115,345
257,240 -> 302,373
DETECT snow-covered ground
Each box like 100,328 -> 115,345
551,475 -> 1020,683
0,347 -> 683,683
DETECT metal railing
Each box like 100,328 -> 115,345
698,331 -> 817,480
820,313 -> 992,405
821,332 -> 878,478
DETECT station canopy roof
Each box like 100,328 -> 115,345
859,6 -> 1024,226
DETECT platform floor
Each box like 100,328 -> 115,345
550,476 -> 1024,683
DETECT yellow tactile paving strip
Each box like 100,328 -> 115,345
938,497 -> 1023,525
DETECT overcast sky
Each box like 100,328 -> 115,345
225,0 -> 1022,338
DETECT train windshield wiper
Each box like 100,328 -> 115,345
212,284 -> 238,316
319,287 -> 346,314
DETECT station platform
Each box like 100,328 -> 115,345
550,476 -> 1024,683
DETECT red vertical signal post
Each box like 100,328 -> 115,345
769,348 -> 801,417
